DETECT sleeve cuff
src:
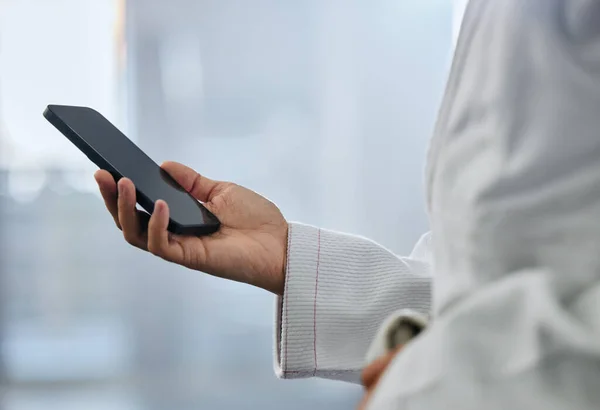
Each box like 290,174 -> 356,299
274,222 -> 323,379
273,223 -> 432,384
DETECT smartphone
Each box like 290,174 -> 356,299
43,104 -> 220,236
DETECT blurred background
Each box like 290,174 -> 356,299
0,0 -> 461,408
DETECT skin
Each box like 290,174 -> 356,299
94,161 -> 288,295
94,161 -> 400,408
358,346 -> 403,410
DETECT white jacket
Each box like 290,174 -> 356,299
277,0 -> 600,408
275,224 -> 433,383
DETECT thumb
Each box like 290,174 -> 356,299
160,161 -> 221,202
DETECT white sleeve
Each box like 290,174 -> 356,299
274,223 -> 432,384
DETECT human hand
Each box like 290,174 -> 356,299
94,161 -> 288,295
358,346 -> 403,410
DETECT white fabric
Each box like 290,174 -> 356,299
364,309 -> 429,366
276,0 -> 600,408
367,0 -> 600,408
274,223 -> 432,384
452,0 -> 470,46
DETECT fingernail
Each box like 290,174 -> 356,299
118,182 -> 124,196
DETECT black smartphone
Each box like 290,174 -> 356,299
43,104 -> 220,236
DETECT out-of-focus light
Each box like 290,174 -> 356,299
159,31 -> 204,105
0,0 -> 123,177
7,167 -> 47,204
64,169 -> 102,197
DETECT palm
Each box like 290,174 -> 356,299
179,226 -> 285,282
172,184 -> 287,292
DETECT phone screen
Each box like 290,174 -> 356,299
44,105 -> 219,235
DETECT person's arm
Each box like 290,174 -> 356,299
274,223 -> 432,384
93,161 -> 431,385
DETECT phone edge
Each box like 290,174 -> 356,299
43,105 -> 220,236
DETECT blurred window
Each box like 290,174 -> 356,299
0,0 -> 126,201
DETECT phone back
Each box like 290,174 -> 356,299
44,104 -> 220,235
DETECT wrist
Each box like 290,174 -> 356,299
278,220 -> 290,296
259,220 -> 288,296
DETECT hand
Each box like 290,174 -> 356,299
94,161 -> 288,295
358,346 -> 403,410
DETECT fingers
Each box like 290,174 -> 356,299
95,171 -> 149,248
360,346 -> 403,389
117,178 -> 148,249
161,161 -> 221,202
94,170 -> 121,229
358,347 -> 402,410
147,200 -> 183,262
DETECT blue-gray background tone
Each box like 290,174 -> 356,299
0,0 -> 453,408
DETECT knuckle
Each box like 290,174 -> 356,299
210,191 -> 231,211
123,231 -> 138,245
147,241 -> 160,256
189,173 -> 203,194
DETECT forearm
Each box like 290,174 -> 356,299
274,223 -> 432,383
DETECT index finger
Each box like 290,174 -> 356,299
94,170 -> 121,229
